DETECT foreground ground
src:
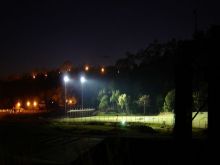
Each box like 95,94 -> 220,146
0,113 -> 208,165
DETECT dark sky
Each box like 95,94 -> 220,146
0,0 -> 219,77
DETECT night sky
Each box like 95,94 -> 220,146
0,0 -> 219,77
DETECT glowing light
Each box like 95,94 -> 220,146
64,75 -> 70,83
69,99 -> 73,104
26,101 -> 30,107
101,67 -> 105,73
45,74 -> 48,77
33,75 -> 36,79
16,102 -> 21,108
33,101 -> 37,107
80,76 -> 86,84
85,65 -> 89,71
121,120 -> 126,126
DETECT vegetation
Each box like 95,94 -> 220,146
99,95 -> 109,111
163,89 -> 175,112
110,90 -> 120,111
137,95 -> 150,115
0,26 -> 212,116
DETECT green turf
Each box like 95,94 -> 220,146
57,112 -> 207,128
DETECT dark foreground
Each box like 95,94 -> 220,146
0,113 -> 209,165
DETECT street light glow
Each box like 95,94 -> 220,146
33,101 -> 37,107
26,101 -> 30,107
101,67 -> 105,73
64,75 -> 70,83
85,65 -> 89,71
16,102 -> 21,108
80,76 -> 86,84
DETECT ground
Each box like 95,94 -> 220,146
0,112 -> 208,165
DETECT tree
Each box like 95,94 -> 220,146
118,94 -> 129,113
110,90 -> 120,111
192,84 -> 208,112
98,95 -> 109,111
137,94 -> 150,115
163,89 -> 175,112
97,89 -> 107,101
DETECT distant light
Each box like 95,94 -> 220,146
69,99 -> 73,104
32,75 -> 36,79
85,65 -> 89,71
64,75 -> 70,83
80,76 -> 86,84
16,102 -> 21,108
33,101 -> 37,107
26,101 -> 30,107
121,120 -> 126,126
101,67 -> 105,73
45,74 -> 48,77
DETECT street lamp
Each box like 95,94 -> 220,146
101,67 -> 105,74
63,75 -> 70,113
80,76 -> 86,110
26,101 -> 30,107
85,65 -> 89,71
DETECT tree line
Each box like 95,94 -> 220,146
0,25 -> 213,113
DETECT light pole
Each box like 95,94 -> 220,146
80,76 -> 86,110
63,75 -> 69,113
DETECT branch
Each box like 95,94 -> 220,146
192,99 -> 208,121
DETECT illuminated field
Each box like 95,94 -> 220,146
60,112 -> 208,128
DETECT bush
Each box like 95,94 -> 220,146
163,89 -> 175,112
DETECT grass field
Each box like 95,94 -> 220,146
0,112 -> 208,164
58,112 -> 208,128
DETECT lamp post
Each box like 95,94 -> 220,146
63,75 -> 69,113
80,76 -> 86,110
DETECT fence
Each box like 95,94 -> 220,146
192,117 -> 208,129
63,112 -> 208,129
67,108 -> 96,118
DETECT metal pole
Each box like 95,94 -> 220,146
81,83 -> 83,110
65,82 -> 66,114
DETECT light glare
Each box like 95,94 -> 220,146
121,120 -> 126,125
85,66 -> 89,71
64,75 -> 70,83
80,76 -> 86,83
101,67 -> 105,73
27,101 -> 30,107
33,101 -> 37,107
16,102 -> 21,108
